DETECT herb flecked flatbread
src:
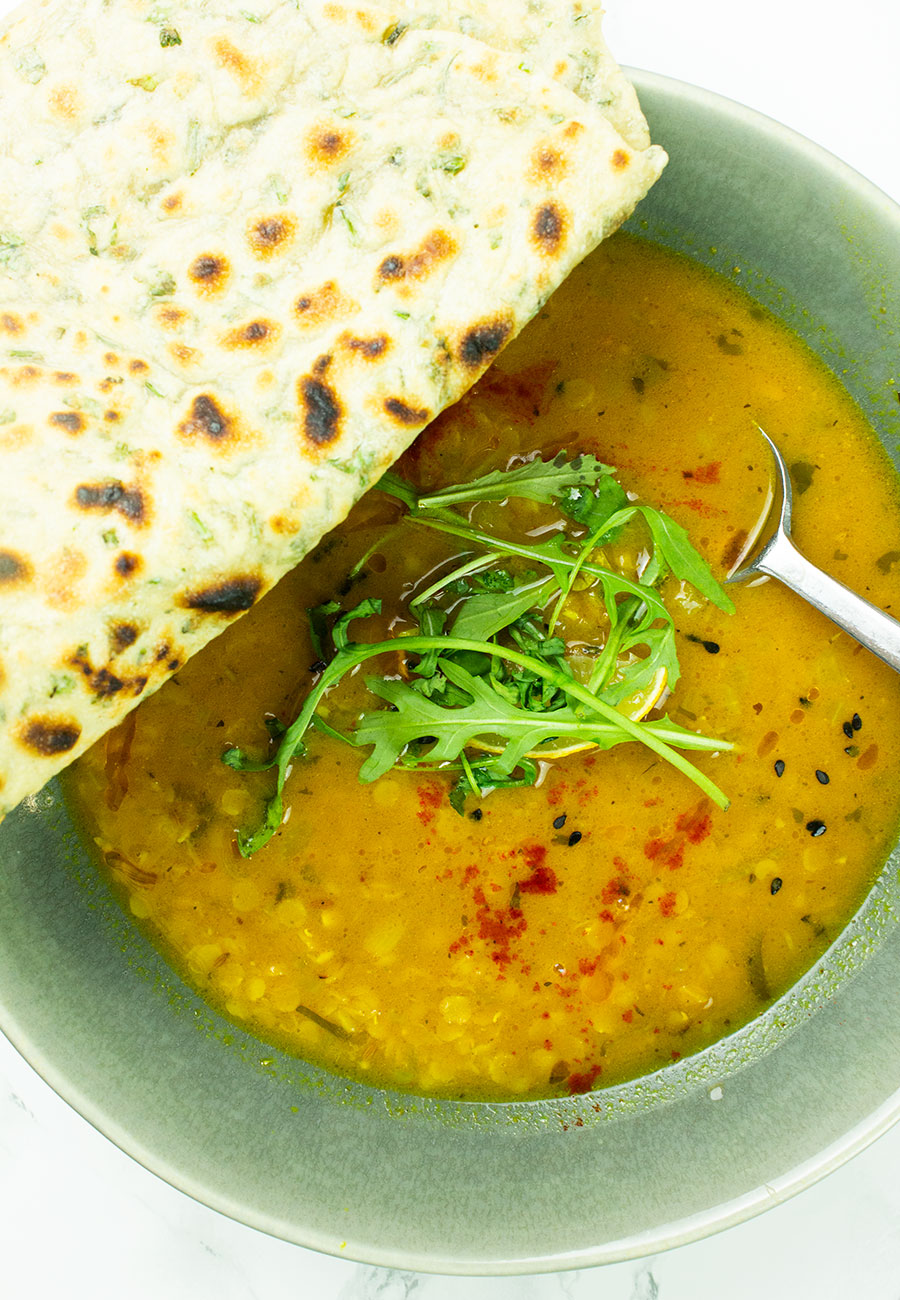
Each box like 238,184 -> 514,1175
0,0 -> 665,820
395,0 -> 653,148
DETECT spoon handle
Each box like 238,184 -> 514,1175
757,530 -> 900,673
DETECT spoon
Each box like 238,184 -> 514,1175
727,427 -> 900,673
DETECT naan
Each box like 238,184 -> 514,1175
0,0 -> 665,818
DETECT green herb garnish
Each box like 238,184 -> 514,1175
225,454 -> 735,853
414,451 -> 616,512
126,74 -> 160,92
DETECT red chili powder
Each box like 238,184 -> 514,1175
676,804 -> 712,844
644,836 -> 684,870
601,875 -> 630,905
519,865 -> 558,895
416,780 -> 443,826
682,462 -> 721,484
477,907 -> 527,966
452,881 -> 529,968
568,1063 -> 602,1094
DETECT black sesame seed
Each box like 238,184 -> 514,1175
852,712 -> 862,731
553,813 -> 567,830
684,634 -> 720,653
806,819 -> 827,837
567,830 -> 582,847
842,721 -> 854,739
774,759 -> 785,777
770,877 -> 783,895
815,769 -> 830,785
469,808 -> 483,822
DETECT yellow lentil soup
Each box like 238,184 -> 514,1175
66,234 -> 900,1100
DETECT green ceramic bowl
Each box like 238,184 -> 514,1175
3,72 -> 900,1274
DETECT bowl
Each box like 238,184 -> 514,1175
3,71 -> 900,1274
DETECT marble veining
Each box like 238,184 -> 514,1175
7,1018 -> 900,1295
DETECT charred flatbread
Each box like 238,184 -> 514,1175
0,0 -> 665,819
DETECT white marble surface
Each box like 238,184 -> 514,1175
3,0 -> 900,1295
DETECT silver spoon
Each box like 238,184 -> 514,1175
727,427 -> 900,673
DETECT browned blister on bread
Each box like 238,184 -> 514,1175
0,0 -> 665,818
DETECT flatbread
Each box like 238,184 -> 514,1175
0,0 -> 665,820
394,0 -> 652,148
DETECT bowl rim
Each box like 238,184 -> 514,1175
4,67 -> 900,1275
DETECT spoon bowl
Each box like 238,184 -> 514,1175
727,428 -> 900,674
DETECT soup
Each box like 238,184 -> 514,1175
66,233 -> 900,1099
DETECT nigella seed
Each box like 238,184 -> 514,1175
469,808 -> 483,822
553,814 -> 567,830
806,819 -> 827,837
770,877 -> 783,895
310,659 -> 327,675
685,633 -> 720,654
842,721 -> 854,739
774,759 -> 785,777
852,712 -> 862,731
567,830 -> 582,847
815,769 -> 830,785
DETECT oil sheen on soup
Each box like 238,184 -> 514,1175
67,234 -> 900,1100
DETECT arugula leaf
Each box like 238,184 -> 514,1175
595,629 -> 679,705
374,467 -> 421,506
547,512 -> 615,637
380,452 -> 731,614
449,575 -> 556,641
468,757 -> 539,798
414,452 -> 615,512
221,746 -> 279,773
449,754 -> 479,814
413,604 -> 447,677
412,515 -> 672,622
309,715 -> 356,745
374,469 -> 419,510
559,473 -> 629,535
506,615 -> 567,662
351,664 -> 578,780
639,507 -> 735,613
474,568 -> 517,592
229,620 -> 733,855
332,597 -> 382,650
306,599 -> 341,659
226,451 -> 736,852
354,655 -> 727,783
448,754 -> 539,815
583,594 -> 676,696
410,552 -> 503,607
